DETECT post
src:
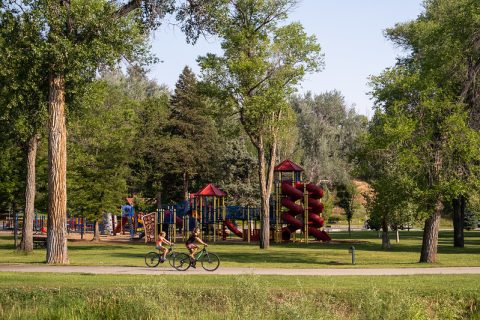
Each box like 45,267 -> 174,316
247,207 -> 251,243
184,215 -> 189,241
13,210 -> 18,248
160,208 -> 164,234
349,246 -> 356,265
303,183 -> 309,244
154,209 -> 158,242
173,208 -> 177,242
199,197 -> 203,239
213,197 -> 217,242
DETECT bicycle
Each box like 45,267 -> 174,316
144,245 -> 178,268
173,245 -> 220,272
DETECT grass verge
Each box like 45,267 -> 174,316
1,230 -> 479,268
0,273 -> 478,319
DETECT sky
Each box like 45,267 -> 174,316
148,0 -> 424,117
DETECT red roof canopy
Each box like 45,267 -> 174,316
274,159 -> 304,172
195,183 -> 227,197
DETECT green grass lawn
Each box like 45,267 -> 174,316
0,272 -> 478,319
1,230 -> 479,268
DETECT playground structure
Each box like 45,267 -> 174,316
141,159 -> 331,244
273,160 -> 331,243
10,160 -> 330,244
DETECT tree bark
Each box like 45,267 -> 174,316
19,134 -> 39,253
257,139 -> 269,249
348,220 -> 351,237
183,171 -> 189,201
419,200 -> 443,263
93,220 -> 100,242
46,74 -> 69,264
381,217 -> 391,249
452,196 -> 465,248
256,134 -> 278,249
395,228 -> 400,243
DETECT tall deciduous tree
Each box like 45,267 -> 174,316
336,182 -> 356,236
68,80 -> 136,242
386,0 -> 480,247
366,66 -> 480,262
198,0 -> 323,248
292,91 -> 367,185
3,0 -> 174,263
0,9 -> 48,253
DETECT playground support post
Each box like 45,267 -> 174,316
275,175 -> 281,243
303,183 -> 309,244
154,209 -> 158,243
173,208 -> 177,242
213,197 -> 217,242
160,208 -> 164,234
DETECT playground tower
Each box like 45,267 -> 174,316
273,160 -> 331,243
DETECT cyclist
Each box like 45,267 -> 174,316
185,227 -> 207,268
156,231 -> 173,262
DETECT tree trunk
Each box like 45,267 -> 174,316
93,220 -> 100,242
395,228 -> 400,243
19,134 -> 39,253
381,217 -> 391,249
452,196 -> 465,248
256,134 -> 278,249
183,171 -> 189,201
257,140 -> 269,249
419,200 -> 443,263
46,74 -> 69,264
348,220 -> 351,237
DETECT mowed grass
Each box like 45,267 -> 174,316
0,230 -> 479,268
0,272 -> 479,319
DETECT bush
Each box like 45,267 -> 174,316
327,215 -> 341,224
464,210 -> 478,230
364,217 -> 381,231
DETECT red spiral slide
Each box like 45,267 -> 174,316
281,182 -> 331,242
224,220 -> 243,238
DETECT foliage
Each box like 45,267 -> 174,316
336,182 -> 356,232
463,210 -> 478,231
164,66 -> 221,199
292,91 -> 367,185
67,80 -> 136,222
217,138 -> 259,207
198,0 -> 323,248
360,0 -> 480,260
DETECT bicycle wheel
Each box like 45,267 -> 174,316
200,252 -> 220,271
144,252 -> 161,267
173,253 -> 191,271
167,251 -> 177,267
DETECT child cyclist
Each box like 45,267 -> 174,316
156,231 -> 173,262
185,227 -> 207,268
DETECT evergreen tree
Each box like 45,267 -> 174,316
166,66 -> 220,200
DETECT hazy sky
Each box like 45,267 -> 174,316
148,0 -> 424,117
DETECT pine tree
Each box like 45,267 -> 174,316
166,66 -> 220,200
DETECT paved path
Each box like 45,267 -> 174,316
0,264 -> 479,276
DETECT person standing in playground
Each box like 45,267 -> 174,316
185,227 -> 207,268
156,231 -> 173,262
